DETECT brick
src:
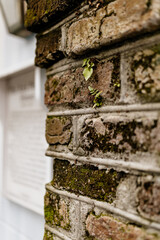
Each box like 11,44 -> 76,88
44,191 -> 70,229
45,116 -> 72,145
79,113 -> 160,156
35,29 -> 64,68
130,44 -> 160,102
45,55 -> 120,107
52,159 -> 126,202
25,0 -> 85,33
67,0 -> 160,56
137,181 -> 160,222
85,214 -> 159,240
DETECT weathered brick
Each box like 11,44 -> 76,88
137,181 -> 160,222
67,0 -> 160,56
45,116 -> 72,145
44,191 -> 70,229
131,44 -> 160,102
35,29 -> 63,68
25,0 -> 85,32
79,113 -> 160,156
85,213 -> 159,240
52,159 -> 126,202
45,55 -> 120,107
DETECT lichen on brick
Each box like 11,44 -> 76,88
80,116 -> 158,155
131,44 -> 160,102
52,159 -> 126,203
44,191 -> 70,230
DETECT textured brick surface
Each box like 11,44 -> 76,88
137,181 -> 160,222
45,56 -> 120,107
52,159 -> 126,202
25,0 -> 85,32
35,29 -> 63,68
79,114 -> 160,156
67,0 -> 160,56
26,0 -> 160,239
45,116 -> 72,145
131,44 -> 160,102
86,214 -> 158,240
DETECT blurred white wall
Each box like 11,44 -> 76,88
0,8 -> 45,240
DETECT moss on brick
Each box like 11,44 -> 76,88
43,229 -> 53,240
44,191 -> 70,230
52,159 -> 126,203
81,117 -> 158,154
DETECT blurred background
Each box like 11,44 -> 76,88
0,1 -> 52,239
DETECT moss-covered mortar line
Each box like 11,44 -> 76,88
46,185 -> 160,231
45,151 -> 160,174
47,103 -> 160,116
45,224 -> 71,240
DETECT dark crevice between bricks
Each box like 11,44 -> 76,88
25,0 -> 86,33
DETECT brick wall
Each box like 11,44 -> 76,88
25,1 -> 160,239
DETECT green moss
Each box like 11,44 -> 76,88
43,229 -> 53,240
52,160 -> 126,203
24,8 -> 37,27
44,192 -> 70,230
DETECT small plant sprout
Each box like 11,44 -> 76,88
82,58 -> 103,108
88,86 -> 103,108
82,58 -> 94,81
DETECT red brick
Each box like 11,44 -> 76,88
86,214 -> 158,240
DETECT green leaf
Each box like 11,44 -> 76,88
83,67 -> 93,81
82,58 -> 88,67
86,59 -> 91,68
95,91 -> 102,98
88,86 -> 94,92
90,62 -> 94,68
